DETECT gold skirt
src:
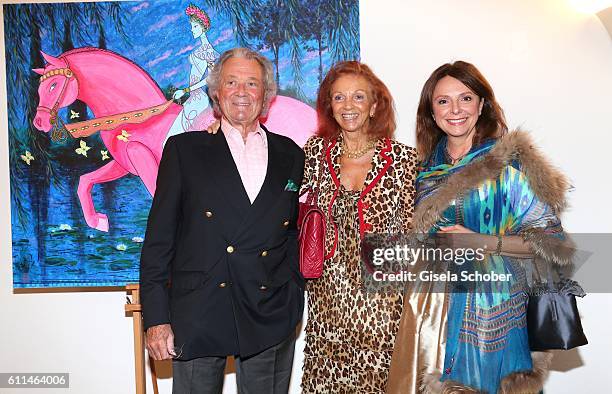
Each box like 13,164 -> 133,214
386,277 -> 449,393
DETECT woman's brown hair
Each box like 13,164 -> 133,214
416,61 -> 507,160
316,61 -> 395,140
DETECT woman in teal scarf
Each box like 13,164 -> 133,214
388,61 -> 573,393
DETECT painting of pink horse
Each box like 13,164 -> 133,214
33,48 -> 316,232
6,0 -> 359,289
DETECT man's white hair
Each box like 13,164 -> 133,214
207,47 -> 277,117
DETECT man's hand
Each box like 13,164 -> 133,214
205,119 -> 221,134
145,324 -> 176,360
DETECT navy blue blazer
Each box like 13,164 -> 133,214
140,125 -> 305,359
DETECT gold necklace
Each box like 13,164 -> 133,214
341,140 -> 377,159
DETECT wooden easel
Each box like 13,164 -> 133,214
125,284 -> 159,394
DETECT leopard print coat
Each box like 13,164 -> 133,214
300,135 -> 418,393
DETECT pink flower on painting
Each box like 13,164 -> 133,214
186,4 -> 211,31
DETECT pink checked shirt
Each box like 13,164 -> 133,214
221,118 -> 268,203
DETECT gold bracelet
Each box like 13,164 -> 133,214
184,86 -> 190,93
495,234 -> 503,255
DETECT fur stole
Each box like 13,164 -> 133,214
412,130 -> 573,265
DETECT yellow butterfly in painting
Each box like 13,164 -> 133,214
21,150 -> 34,165
101,150 -> 110,161
117,129 -> 130,142
70,110 -> 80,119
75,140 -> 91,157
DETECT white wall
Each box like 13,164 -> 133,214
1,0 -> 611,393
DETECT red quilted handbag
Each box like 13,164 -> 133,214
298,195 -> 325,278
297,142 -> 327,279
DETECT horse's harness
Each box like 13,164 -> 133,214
36,58 -> 75,141
37,67 -> 74,123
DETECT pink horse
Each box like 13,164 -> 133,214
33,47 -> 316,232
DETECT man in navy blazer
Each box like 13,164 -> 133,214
140,47 -> 304,394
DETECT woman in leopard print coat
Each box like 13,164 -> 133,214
300,61 -> 424,393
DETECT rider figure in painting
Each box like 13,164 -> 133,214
164,4 -> 219,145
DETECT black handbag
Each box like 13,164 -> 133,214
527,265 -> 588,351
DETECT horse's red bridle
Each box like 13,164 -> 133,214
36,57 -> 76,126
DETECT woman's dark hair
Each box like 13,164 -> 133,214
416,61 -> 507,160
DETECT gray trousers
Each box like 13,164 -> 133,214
172,333 -> 296,394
